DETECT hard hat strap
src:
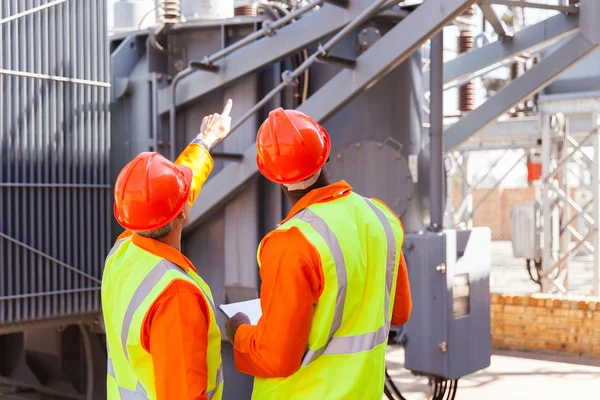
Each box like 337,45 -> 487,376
283,169 -> 322,191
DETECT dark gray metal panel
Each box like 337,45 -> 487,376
1,0 -> 109,325
156,0 -> 376,115
326,140 -> 414,219
185,0 -> 474,231
447,228 -> 492,379
444,33 -> 598,153
403,228 -> 491,380
402,231 -> 447,378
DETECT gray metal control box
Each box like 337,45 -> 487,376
402,228 -> 492,380
511,203 -> 541,260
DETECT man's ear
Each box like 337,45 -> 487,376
179,204 -> 191,223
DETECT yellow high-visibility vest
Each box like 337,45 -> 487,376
101,237 -> 223,400
252,192 -> 404,400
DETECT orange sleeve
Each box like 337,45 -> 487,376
391,250 -> 412,326
174,143 -> 214,207
142,280 -> 211,400
233,228 -> 323,378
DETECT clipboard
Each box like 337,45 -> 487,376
218,299 -> 262,325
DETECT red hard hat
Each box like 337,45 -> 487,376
256,108 -> 331,184
113,152 -> 193,231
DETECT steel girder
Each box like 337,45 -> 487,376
158,0 -> 375,115
455,114 -> 600,151
444,32 -> 599,153
183,0 -> 477,232
422,12 -> 579,92
478,1 -> 511,41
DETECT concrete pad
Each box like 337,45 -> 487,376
385,347 -> 600,400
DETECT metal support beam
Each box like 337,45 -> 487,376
488,0 -> 579,14
541,113 -> 553,292
430,32 -> 444,231
444,33 -> 598,153
456,115 -> 599,151
593,113 -> 600,296
479,1 -> 512,41
186,0 -> 327,71
158,0 -> 375,115
0,232 -> 102,284
454,149 -> 509,222
184,0 -> 477,232
471,153 -> 528,215
0,0 -> 66,25
423,13 -> 579,92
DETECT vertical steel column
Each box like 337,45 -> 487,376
444,155 -> 455,228
592,112 -> 600,296
430,32 -> 444,231
560,118 -> 571,290
460,153 -> 473,228
541,113 -> 553,292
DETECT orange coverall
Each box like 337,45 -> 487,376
233,181 -> 412,378
114,143 -> 215,400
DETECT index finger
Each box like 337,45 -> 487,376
221,98 -> 233,118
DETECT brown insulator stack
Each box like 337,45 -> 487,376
457,5 -> 477,114
531,55 -> 540,111
161,1 -> 181,24
235,5 -> 256,16
510,61 -> 523,80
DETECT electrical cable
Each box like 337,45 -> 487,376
266,1 -> 311,105
526,259 -> 542,286
385,367 -> 408,400
384,384 -> 397,400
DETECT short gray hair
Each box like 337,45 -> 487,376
135,220 -> 174,240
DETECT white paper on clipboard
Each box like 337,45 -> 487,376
218,299 -> 262,325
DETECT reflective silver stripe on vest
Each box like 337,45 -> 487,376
108,357 -> 116,378
290,209 -> 348,366
117,258 -> 221,399
106,238 -> 127,263
363,197 -> 397,323
118,382 -> 148,399
121,259 -> 181,362
300,196 -> 397,365
207,365 -> 224,399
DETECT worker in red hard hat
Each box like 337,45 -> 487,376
225,108 -> 412,399
101,100 -> 233,400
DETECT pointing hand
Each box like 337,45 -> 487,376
197,99 -> 233,149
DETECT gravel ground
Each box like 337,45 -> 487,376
490,241 -> 595,296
